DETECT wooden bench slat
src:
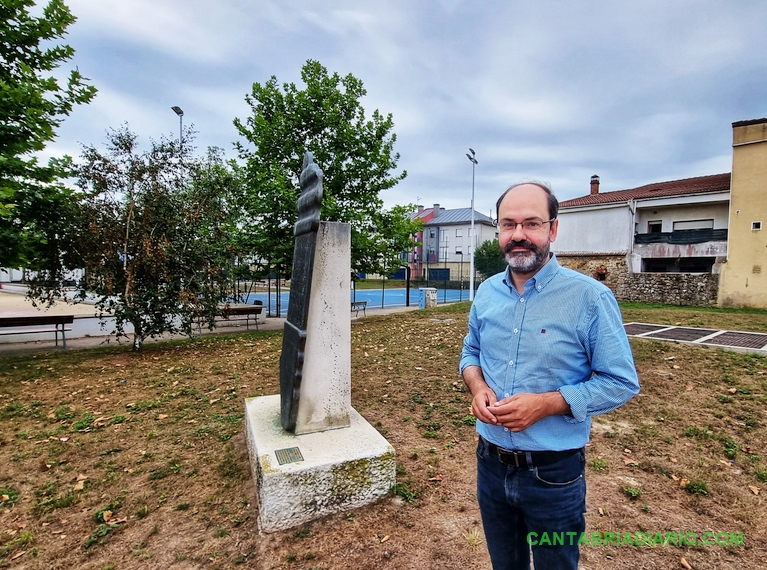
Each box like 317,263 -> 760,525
0,327 -> 72,335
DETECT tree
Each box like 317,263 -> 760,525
234,59 -> 421,279
0,0 -> 97,268
474,239 -> 507,280
36,126 -> 245,350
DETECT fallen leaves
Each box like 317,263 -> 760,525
748,485 -> 760,495
73,474 -> 88,492
680,557 -> 693,570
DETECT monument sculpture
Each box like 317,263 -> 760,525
244,152 -> 395,532
280,152 -> 324,431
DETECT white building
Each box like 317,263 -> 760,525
421,205 -> 496,281
553,173 -> 730,275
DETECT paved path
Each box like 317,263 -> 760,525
0,290 -> 420,355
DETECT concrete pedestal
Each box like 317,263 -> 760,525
245,394 -> 395,533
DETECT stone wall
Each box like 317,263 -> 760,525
556,254 -> 628,294
557,253 -> 720,306
616,273 -> 720,306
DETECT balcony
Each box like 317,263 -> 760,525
634,228 -> 727,245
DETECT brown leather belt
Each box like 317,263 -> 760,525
486,439 -> 582,468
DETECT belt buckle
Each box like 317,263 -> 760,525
497,447 -> 523,468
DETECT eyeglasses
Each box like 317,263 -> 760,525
497,218 -> 556,232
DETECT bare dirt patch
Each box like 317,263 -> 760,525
1,303 -> 766,569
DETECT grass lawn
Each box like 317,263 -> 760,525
0,302 -> 765,569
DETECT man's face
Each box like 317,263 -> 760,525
497,184 -> 558,276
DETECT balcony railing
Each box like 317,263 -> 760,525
634,229 -> 728,245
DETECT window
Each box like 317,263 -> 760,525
455,229 -> 463,237
673,219 -> 714,231
429,229 -> 435,238
440,230 -> 448,242
753,221 -> 762,231
648,221 -> 662,233
455,247 -> 463,255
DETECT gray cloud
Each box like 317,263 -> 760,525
47,0 -> 767,217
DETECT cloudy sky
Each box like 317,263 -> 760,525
45,0 -> 767,217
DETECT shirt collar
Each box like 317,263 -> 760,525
503,253 -> 560,293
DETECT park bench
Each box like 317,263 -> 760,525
350,300 -> 367,317
0,315 -> 74,348
195,304 -> 264,334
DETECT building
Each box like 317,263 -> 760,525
407,204 -> 496,282
553,173 -> 730,297
719,119 -> 767,307
552,117 -> 767,308
405,205 -> 439,280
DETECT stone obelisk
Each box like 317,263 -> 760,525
244,152 -> 394,532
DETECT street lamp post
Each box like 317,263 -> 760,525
171,106 -> 184,144
466,149 -> 478,301
457,250 -> 464,302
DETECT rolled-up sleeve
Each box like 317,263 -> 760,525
559,290 -> 639,423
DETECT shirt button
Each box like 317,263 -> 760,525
504,393 -> 510,398
504,427 -> 509,432
509,361 -> 514,366
520,298 -> 525,303
513,328 -> 518,334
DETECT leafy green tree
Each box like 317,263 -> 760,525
33,126 -> 245,350
0,0 -> 97,267
234,59 -> 421,279
474,238 -> 507,280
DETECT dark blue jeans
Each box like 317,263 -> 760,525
476,436 -> 586,570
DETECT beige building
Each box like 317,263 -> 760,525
718,119 -> 767,307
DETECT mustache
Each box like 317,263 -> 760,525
503,240 -> 535,254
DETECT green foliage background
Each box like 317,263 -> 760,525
234,59 -> 421,278
0,0 -> 96,268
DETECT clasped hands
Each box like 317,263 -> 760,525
471,388 -> 565,432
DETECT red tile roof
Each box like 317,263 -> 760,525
559,173 -> 731,208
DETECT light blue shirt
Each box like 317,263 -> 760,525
460,255 -> 640,451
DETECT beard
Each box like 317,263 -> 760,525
503,239 -> 550,274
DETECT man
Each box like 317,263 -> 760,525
460,182 -> 639,570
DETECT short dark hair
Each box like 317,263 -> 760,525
495,181 -> 559,221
